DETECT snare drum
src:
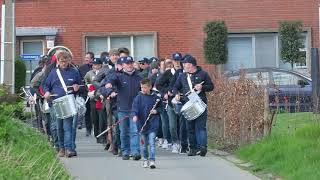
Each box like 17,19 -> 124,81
180,92 -> 207,121
52,94 -> 77,119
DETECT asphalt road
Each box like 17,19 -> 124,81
61,129 -> 260,180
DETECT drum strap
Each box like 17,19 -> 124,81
187,73 -> 194,93
56,68 -> 68,94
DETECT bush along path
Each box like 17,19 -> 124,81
0,100 -> 71,179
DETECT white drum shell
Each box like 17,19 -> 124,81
181,92 -> 207,121
53,94 -> 77,119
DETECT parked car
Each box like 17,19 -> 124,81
224,67 -> 312,112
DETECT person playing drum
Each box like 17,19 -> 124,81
173,54 -> 214,157
43,49 -> 83,158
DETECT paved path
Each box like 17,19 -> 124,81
61,129 -> 260,180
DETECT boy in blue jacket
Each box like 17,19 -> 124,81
132,78 -> 161,169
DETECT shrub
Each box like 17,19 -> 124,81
15,58 -> 26,93
203,21 -> 228,65
279,20 -> 304,69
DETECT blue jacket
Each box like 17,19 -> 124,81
43,67 -> 83,100
106,70 -> 142,111
131,91 -> 161,134
173,67 -> 214,104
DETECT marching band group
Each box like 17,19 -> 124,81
29,46 -> 214,169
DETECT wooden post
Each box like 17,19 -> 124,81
263,88 -> 270,136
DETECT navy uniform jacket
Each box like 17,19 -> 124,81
131,91 -> 161,134
43,67 -> 83,100
106,70 -> 142,111
173,67 -> 214,104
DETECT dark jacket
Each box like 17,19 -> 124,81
106,70 -> 142,111
79,64 -> 92,78
132,91 -> 161,134
43,67 -> 83,100
155,69 -> 174,95
169,68 -> 183,92
93,64 -> 116,86
173,67 -> 214,104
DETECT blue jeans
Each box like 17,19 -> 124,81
118,111 -> 140,156
141,132 -> 156,161
186,110 -> 208,150
167,105 -> 178,143
71,114 -> 78,151
160,107 -> 171,143
57,116 -> 73,151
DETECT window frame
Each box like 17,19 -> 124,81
83,32 -> 157,63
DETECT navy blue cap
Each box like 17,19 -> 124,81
92,58 -> 103,64
118,56 -> 134,64
172,52 -> 183,61
148,57 -> 159,64
102,56 -> 110,64
138,57 -> 149,64
182,54 -> 197,66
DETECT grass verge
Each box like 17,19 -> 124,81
236,112 -> 320,180
0,103 -> 71,179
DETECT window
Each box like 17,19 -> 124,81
295,34 -> 307,68
225,32 -> 309,72
272,71 -> 308,86
86,33 -> 156,60
20,40 -> 44,83
225,37 -> 253,70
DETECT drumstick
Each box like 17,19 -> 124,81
140,99 -> 160,133
96,116 -> 129,138
66,85 -> 85,88
185,81 -> 204,96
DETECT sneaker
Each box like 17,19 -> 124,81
65,150 -> 77,158
118,150 -> 122,157
133,154 -> 141,161
199,148 -> 207,157
167,143 -> 173,150
179,147 -> 188,154
112,147 -> 118,155
142,160 -> 149,168
157,138 -> 163,147
104,143 -> 110,150
149,161 -> 156,169
161,139 -> 168,149
171,143 -> 179,153
77,124 -> 82,129
187,149 -> 197,156
122,155 -> 130,160
58,149 -> 65,157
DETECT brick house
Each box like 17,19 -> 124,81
1,0 -> 319,80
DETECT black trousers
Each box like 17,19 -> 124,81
85,100 -> 92,132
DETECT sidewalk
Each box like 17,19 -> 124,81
60,129 -> 260,180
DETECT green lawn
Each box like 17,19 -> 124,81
0,103 -> 71,179
236,112 -> 320,180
